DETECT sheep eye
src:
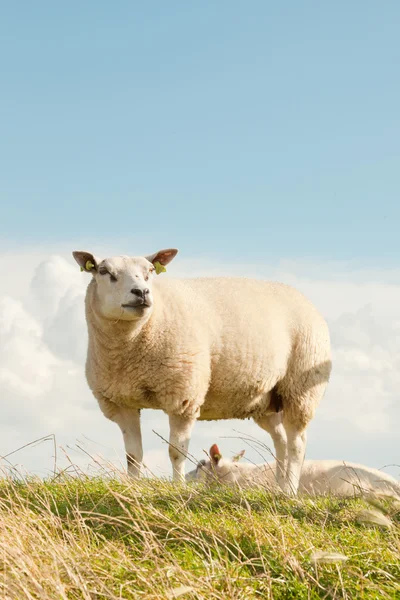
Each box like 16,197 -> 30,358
145,268 -> 155,281
99,268 -> 117,282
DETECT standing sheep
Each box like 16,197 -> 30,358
187,444 -> 400,499
73,248 -> 332,494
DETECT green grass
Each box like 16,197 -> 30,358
0,476 -> 399,599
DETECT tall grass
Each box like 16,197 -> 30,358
0,472 -> 398,599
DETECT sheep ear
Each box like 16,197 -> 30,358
72,251 -> 99,273
209,444 -> 222,465
145,248 -> 178,272
232,450 -> 245,462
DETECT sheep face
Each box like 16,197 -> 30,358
95,255 -> 156,321
186,444 -> 246,483
72,248 -> 178,322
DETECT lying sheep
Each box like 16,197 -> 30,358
186,444 -> 400,499
72,248 -> 332,494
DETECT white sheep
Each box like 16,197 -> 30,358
72,248 -> 332,494
186,444 -> 400,499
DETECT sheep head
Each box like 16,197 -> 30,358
185,444 -> 246,483
72,248 -> 178,322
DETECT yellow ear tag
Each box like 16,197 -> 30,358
81,260 -> 95,272
154,261 -> 166,275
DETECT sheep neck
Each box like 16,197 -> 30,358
85,284 -> 162,352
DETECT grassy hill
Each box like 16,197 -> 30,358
0,476 -> 399,599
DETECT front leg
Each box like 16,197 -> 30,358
168,413 -> 196,481
111,406 -> 143,478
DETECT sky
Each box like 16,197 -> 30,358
0,2 -> 399,479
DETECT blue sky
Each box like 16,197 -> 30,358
0,2 -> 400,476
1,1 -> 399,264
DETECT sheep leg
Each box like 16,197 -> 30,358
282,422 -> 307,495
253,413 -> 288,489
112,407 -> 143,478
168,414 -> 196,481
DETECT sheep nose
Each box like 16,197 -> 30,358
130,288 -> 149,298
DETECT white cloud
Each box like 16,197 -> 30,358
0,245 -> 399,479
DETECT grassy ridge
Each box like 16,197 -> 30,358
0,477 -> 399,599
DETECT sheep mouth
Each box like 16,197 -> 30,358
121,302 -> 150,309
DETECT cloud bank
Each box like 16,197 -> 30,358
0,246 -> 399,478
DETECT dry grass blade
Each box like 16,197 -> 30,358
167,585 -> 195,599
355,509 -> 393,528
311,551 -> 349,564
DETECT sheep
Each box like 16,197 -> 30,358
72,247 -> 332,494
186,444 -> 400,499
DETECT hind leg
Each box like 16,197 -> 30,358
281,419 -> 307,495
281,380 -> 329,495
254,413 -> 288,489
279,352 -> 332,494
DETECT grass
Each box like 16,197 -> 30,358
0,474 -> 399,599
